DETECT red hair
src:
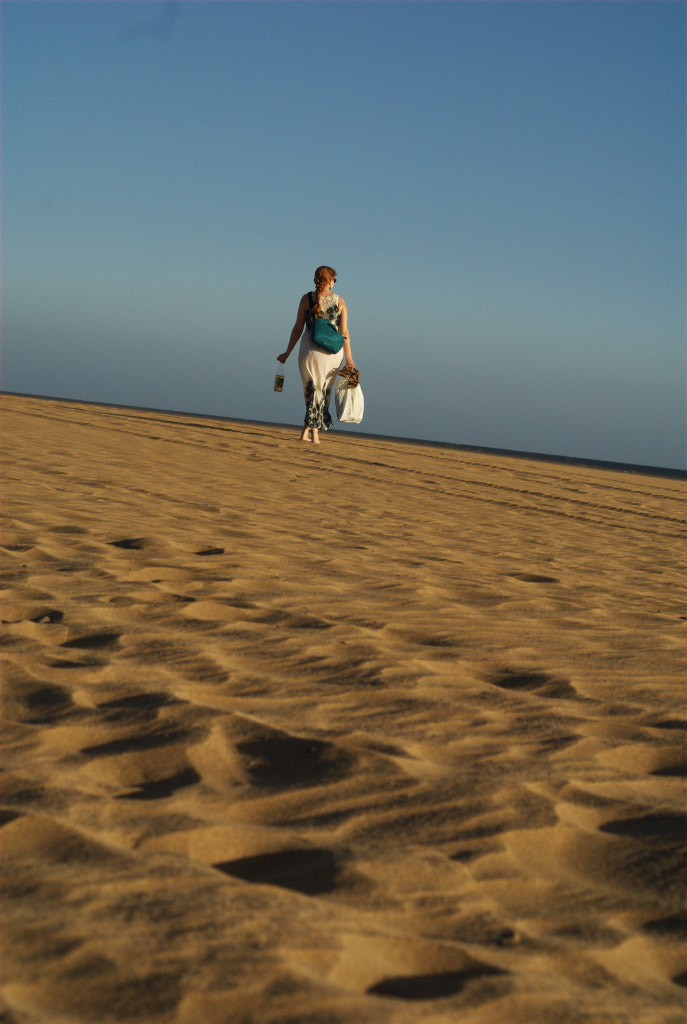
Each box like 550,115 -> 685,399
311,266 -> 337,319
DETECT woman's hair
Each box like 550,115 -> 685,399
311,266 -> 337,319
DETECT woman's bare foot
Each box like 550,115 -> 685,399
311,428 -> 320,445
299,427 -> 311,442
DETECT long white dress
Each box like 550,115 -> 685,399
298,292 -> 344,431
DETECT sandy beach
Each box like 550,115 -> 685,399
2,392 -> 685,1024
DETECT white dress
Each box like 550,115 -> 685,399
298,292 -> 344,431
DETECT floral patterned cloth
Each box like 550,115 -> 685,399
298,293 -> 343,431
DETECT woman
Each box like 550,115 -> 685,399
277,266 -> 355,444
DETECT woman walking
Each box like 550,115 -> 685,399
277,266 -> 355,444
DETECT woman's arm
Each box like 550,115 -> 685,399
277,294 -> 308,363
338,298 -> 355,369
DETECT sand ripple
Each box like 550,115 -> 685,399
2,395 -> 686,1023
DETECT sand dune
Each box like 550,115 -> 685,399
2,393 -> 685,1024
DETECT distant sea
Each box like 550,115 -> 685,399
4,392 -> 686,482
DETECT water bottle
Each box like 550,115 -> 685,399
274,369 -> 285,392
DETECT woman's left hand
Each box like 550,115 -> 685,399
277,352 -> 288,364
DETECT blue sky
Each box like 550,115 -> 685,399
2,0 -> 685,468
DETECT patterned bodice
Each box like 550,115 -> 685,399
308,292 -> 341,329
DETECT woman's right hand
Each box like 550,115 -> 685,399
277,352 -> 288,364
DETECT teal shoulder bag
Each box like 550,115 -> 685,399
308,292 -> 344,355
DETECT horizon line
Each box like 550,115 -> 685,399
2,390 -> 685,482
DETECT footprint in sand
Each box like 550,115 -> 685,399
31,609 -> 64,624
80,726 -> 204,758
214,847 -> 344,896
642,911 -> 687,941
7,681 -> 77,726
599,812 -> 687,841
367,963 -> 505,1001
71,694 -> 215,801
0,604 -> 63,624
117,766 -> 201,801
224,718 -> 357,791
556,811 -> 687,902
61,631 -> 121,650
652,719 -> 687,731
314,930 -> 511,1006
97,692 -> 187,718
508,572 -> 559,584
487,668 -> 580,701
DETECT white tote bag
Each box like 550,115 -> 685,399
335,378 -> 364,423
